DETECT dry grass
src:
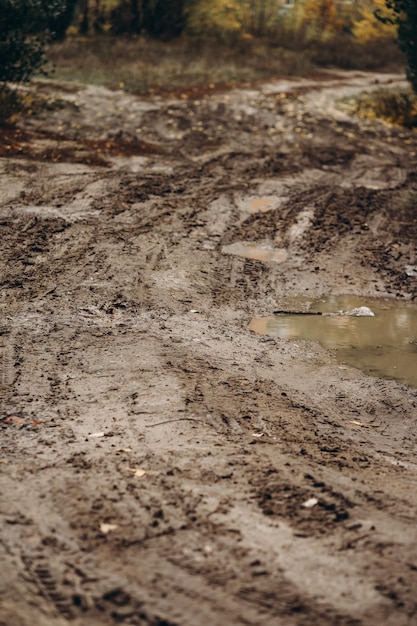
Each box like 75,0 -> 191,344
345,88 -> 417,128
45,34 -> 405,97
308,36 -> 403,72
45,35 -> 314,95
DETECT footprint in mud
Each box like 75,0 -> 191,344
255,474 -> 352,534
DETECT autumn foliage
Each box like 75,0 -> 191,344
61,0 -> 403,43
353,0 -> 396,42
302,0 -> 341,35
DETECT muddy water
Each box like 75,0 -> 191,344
249,296 -> 417,388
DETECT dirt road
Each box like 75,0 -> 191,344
1,70 -> 417,626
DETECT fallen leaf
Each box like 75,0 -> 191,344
3,415 -> 23,427
127,467 -> 147,478
302,497 -> 318,508
100,523 -> 118,534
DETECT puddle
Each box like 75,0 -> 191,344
235,194 -> 288,219
240,195 -> 284,214
222,242 -> 288,263
249,295 -> 417,388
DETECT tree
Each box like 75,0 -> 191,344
0,0 -> 67,87
353,0 -> 396,43
379,0 -> 417,92
238,0 -> 283,37
108,0 -> 190,38
187,0 -> 285,38
49,0 -> 78,40
142,0 -> 190,38
187,0 -> 242,36
302,0 -> 341,37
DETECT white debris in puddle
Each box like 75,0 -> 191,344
343,307 -> 375,317
325,306 -> 375,317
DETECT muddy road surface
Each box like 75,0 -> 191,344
1,70 -> 417,626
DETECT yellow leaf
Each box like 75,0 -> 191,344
127,467 -> 147,478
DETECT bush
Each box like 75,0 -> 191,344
0,0 -> 66,87
309,34 -> 403,70
346,88 -> 417,128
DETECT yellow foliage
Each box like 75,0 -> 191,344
301,0 -> 341,34
293,0 -> 346,39
353,0 -> 397,42
187,0 -> 242,35
238,0 -> 284,35
188,0 -> 288,37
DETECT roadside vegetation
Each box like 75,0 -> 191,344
0,0 -> 416,126
345,87 -> 417,127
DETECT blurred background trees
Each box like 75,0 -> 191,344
49,0 -> 393,40
0,0 -> 404,47
75,0 -> 192,37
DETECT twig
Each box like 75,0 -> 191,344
273,310 -> 323,315
146,417 -> 217,429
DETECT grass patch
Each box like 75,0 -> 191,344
345,88 -> 417,128
308,36 -> 403,72
45,35 -> 315,95
45,34 -> 405,97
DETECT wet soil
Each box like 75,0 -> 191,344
1,70 -> 417,626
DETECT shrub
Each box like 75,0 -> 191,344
0,0 -> 66,87
346,88 -> 417,128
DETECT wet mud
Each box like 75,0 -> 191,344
1,70 -> 417,626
